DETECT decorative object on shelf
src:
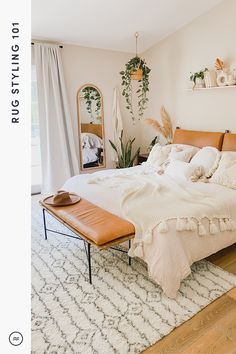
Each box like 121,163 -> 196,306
231,65 -> 236,80
109,130 -> 140,168
120,32 -> 151,121
215,58 -> 224,71
227,74 -> 236,86
216,71 -> 228,87
148,136 -> 160,152
145,106 -> 173,144
190,68 -> 208,89
204,70 -> 217,88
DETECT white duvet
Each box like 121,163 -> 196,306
62,165 -> 236,298
82,146 -> 99,164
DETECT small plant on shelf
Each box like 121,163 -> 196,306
190,68 -> 208,88
109,130 -> 140,168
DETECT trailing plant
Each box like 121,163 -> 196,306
82,86 -> 101,117
120,56 -> 151,121
190,68 -> 208,87
109,130 -> 140,168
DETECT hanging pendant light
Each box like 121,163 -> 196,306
130,32 -> 143,80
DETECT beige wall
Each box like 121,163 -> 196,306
140,0 -> 236,152
61,45 -> 142,170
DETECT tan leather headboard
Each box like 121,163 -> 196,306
222,133 -> 236,151
173,129 -> 224,150
81,123 -> 102,138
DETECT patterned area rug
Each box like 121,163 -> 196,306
31,197 -> 236,354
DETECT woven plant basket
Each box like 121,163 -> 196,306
130,68 -> 143,80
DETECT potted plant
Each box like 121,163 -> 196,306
109,130 -> 140,168
120,56 -> 151,121
190,68 -> 208,88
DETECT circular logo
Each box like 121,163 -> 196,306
9,331 -> 23,346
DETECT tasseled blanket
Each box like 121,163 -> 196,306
88,173 -> 236,257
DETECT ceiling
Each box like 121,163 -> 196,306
32,0 -> 223,53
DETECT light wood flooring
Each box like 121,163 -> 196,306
143,244 -> 236,354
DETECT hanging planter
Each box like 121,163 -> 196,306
120,33 -> 151,121
130,67 -> 143,80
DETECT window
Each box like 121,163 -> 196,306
31,65 -> 42,194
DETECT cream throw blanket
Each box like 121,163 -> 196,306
88,173 -> 236,257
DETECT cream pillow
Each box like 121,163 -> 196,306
170,144 -> 200,157
190,146 -> 221,177
165,160 -> 200,181
147,144 -> 172,167
169,146 -> 196,162
210,152 -> 236,189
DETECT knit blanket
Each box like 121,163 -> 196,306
88,173 -> 236,257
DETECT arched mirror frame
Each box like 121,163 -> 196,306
77,83 -> 106,172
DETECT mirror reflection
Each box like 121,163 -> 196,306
78,84 -> 105,170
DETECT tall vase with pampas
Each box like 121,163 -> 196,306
144,106 -> 173,144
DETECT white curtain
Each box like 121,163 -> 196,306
111,87 -> 124,161
34,43 -> 79,194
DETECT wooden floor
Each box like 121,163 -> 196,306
143,244 -> 236,354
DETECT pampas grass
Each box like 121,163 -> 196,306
215,58 -> 224,71
145,106 -> 173,143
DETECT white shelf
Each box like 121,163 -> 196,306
187,85 -> 236,91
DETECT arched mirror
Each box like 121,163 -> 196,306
77,84 -> 105,170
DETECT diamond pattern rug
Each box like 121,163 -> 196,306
31,196 -> 236,354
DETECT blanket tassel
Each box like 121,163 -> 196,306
230,219 -> 236,231
198,222 -> 207,236
157,220 -> 168,233
225,218 -> 236,231
219,218 -> 227,232
187,218 -> 197,231
144,229 -> 153,244
176,218 -> 186,231
209,220 -> 218,234
134,244 -> 144,257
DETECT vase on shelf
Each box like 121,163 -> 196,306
195,78 -> 205,88
204,70 -> 217,88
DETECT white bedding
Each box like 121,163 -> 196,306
82,146 -> 99,164
62,165 -> 236,298
81,132 -> 103,165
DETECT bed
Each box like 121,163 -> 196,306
63,129 -> 236,298
81,124 -> 103,167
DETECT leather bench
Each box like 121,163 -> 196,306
39,198 -> 135,283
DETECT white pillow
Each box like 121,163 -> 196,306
210,152 -> 236,189
165,160 -> 199,181
169,146 -> 195,162
190,146 -> 221,177
147,144 -> 172,167
171,144 -> 200,157
81,133 -> 102,148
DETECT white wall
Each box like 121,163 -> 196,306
140,0 -> 236,152
61,45 -> 142,170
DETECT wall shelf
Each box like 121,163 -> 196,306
187,85 -> 236,91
